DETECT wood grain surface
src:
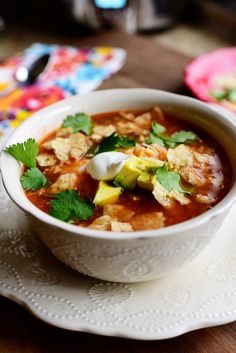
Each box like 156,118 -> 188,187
0,30 -> 235,352
79,31 -> 191,92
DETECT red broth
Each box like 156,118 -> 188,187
25,107 -> 232,231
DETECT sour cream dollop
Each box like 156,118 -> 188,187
86,152 -> 130,180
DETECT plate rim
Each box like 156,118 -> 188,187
0,286 -> 235,340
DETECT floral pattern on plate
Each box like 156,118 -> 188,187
0,174 -> 235,340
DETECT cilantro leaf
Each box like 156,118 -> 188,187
20,167 -> 48,191
49,190 -> 95,222
168,130 -> 199,144
94,133 -> 135,155
152,121 -> 166,135
62,113 -> 92,135
162,139 -> 176,148
156,162 -> 186,193
94,132 -> 118,154
116,135 -> 136,148
4,138 -> 38,168
146,133 -> 165,146
146,121 -> 199,148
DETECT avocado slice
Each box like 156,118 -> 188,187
113,157 -> 141,190
113,156 -> 163,190
138,157 -> 164,171
93,181 -> 122,207
137,172 -> 155,191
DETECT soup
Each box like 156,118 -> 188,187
13,107 -> 232,231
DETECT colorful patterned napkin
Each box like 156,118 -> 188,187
0,43 -> 126,141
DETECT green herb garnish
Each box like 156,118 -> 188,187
169,131 -> 199,144
211,89 -> 228,101
4,138 -> 38,168
228,89 -> 236,103
146,122 -> 199,148
94,132 -> 135,155
146,133 -> 165,146
211,88 -> 236,102
49,190 -> 95,222
5,139 -> 48,191
62,113 -> 92,135
156,162 -> 191,194
152,121 -> 166,135
20,167 -> 48,191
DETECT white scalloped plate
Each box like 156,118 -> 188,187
0,176 -> 236,340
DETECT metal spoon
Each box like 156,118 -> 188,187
0,53 -> 50,97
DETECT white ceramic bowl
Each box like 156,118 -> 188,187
1,89 -> 236,282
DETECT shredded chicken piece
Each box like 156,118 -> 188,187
116,121 -> 143,135
51,138 -> 72,162
167,144 -> 194,169
133,146 -> 155,158
196,194 -> 216,204
167,144 -> 217,187
88,216 -> 111,231
103,204 -> 135,222
42,141 -> 53,150
150,144 -> 167,160
151,106 -> 165,123
111,221 -> 133,232
69,133 -> 91,160
210,172 -> 224,188
49,173 -> 77,194
168,189 -> 190,205
93,124 -> 116,137
89,214 -> 133,232
48,165 -> 61,174
37,153 -> 57,167
70,146 -> 86,160
56,127 -> 73,137
119,111 -> 135,120
167,144 -> 217,169
152,181 -> 190,207
131,143 -> 166,160
152,181 -> 173,208
194,152 -> 216,166
135,112 -> 152,129
179,167 -> 206,186
90,133 -> 103,143
134,143 -> 167,160
46,133 -> 90,162
130,212 -> 165,231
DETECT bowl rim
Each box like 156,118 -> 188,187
1,88 -> 236,240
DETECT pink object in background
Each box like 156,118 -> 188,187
185,47 -> 236,115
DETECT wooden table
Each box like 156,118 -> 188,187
0,30 -> 235,353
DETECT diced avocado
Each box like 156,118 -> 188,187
138,158 -> 163,171
114,157 -> 141,190
137,172 -> 155,191
93,181 -> 122,207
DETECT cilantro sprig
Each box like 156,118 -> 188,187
94,132 -> 135,155
4,138 -> 38,168
20,167 -> 48,191
146,122 -> 199,148
4,138 -> 48,191
62,113 -> 92,135
156,162 -> 192,194
49,190 -> 95,222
